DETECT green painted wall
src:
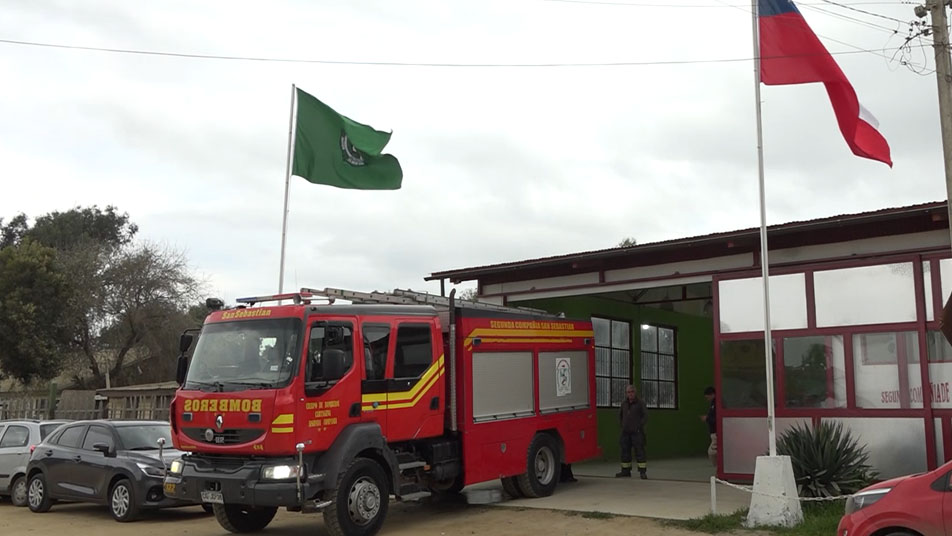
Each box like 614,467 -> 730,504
516,296 -> 714,462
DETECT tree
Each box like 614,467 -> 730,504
458,288 -> 479,301
617,237 -> 638,247
0,206 -> 201,387
0,240 -> 73,383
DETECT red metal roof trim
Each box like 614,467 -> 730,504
427,201 -> 948,282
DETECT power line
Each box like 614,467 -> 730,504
801,4 -> 901,33
0,36 -> 901,68
818,0 -> 907,23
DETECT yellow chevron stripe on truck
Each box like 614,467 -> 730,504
463,327 -> 594,350
360,355 -> 445,410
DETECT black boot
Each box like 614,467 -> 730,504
639,469 -> 647,480
615,468 -> 631,478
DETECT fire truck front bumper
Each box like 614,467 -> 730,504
162,456 -> 328,508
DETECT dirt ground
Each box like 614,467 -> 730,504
0,496 -> 708,536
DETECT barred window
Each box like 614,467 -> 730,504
641,324 -> 677,409
593,317 -> 630,407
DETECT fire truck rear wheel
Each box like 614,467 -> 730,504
212,503 -> 278,533
516,434 -> 561,498
324,457 -> 390,536
501,476 -> 523,499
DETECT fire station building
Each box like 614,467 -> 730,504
427,201 -> 952,480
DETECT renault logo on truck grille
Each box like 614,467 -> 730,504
215,414 -> 224,430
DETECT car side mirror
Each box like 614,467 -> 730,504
92,443 -> 114,457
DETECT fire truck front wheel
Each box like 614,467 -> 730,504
324,457 -> 390,536
516,434 -> 561,498
212,503 -> 278,533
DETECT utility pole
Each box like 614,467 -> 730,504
920,0 -> 952,244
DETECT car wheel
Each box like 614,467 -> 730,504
109,479 -> 141,522
516,433 -> 561,498
11,475 -> 28,507
323,457 -> 390,536
213,504 -> 278,533
27,474 -> 53,513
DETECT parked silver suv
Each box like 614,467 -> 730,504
0,420 -> 67,506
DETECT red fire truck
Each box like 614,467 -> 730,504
163,287 -> 599,536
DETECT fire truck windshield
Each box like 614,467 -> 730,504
183,318 -> 302,392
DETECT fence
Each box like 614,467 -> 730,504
0,382 -> 176,422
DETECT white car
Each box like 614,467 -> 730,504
0,420 -> 68,506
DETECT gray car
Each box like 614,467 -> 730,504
0,420 -> 68,506
25,420 -> 197,521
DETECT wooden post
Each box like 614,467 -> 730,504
46,383 -> 57,419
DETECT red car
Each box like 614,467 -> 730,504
837,460 -> 952,536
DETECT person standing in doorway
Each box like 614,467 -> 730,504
616,384 -> 648,479
701,386 -> 717,467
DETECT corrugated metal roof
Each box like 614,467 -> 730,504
427,200 -> 948,282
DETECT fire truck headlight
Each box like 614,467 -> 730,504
261,465 -> 301,480
169,460 -> 183,475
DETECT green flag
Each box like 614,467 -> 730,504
291,88 -> 402,190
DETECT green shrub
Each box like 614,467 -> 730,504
777,421 -> 877,498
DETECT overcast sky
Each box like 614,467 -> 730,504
0,0 -> 944,303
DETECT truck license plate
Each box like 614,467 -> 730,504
201,490 -> 224,504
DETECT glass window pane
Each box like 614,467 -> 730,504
593,317 -> 610,347
612,350 -> 630,379
642,380 -> 658,407
641,352 -> 658,380
659,382 -> 676,409
721,339 -> 773,409
659,328 -> 675,354
941,259 -> 952,311
783,335 -> 846,409
926,331 -> 952,409
815,263 -> 917,327
611,379 -> 629,406
718,274 -> 807,333
853,332 -> 922,409
597,377 -> 611,407
611,320 -> 630,349
596,347 -> 611,376
659,355 -> 676,381
640,325 -> 657,351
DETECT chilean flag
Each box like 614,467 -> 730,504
759,0 -> 892,166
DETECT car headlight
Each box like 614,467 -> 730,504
844,488 -> 891,515
169,459 -> 183,474
261,464 -> 302,480
136,462 -> 165,478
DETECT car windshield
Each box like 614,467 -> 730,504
116,424 -> 172,450
184,318 -> 302,391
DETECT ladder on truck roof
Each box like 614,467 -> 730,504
300,287 -> 557,317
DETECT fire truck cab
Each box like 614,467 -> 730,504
163,288 -> 598,536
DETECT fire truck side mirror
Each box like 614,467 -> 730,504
179,333 -> 194,353
176,355 -> 188,386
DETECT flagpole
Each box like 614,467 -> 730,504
751,0 -> 777,457
278,83 -> 297,294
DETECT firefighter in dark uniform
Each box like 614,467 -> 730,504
616,384 -> 648,479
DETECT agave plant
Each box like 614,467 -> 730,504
776,420 -> 878,498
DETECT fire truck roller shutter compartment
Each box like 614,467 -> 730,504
472,352 -> 534,422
